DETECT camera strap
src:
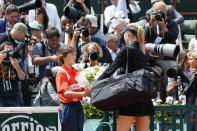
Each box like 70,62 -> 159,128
180,73 -> 197,95
126,0 -> 133,22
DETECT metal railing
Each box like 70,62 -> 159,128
150,105 -> 197,131
101,105 -> 197,131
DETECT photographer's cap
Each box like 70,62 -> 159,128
13,22 -> 30,37
30,23 -> 44,31
85,15 -> 98,27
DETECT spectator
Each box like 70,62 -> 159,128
146,0 -> 184,24
56,45 -> 91,131
0,4 -> 19,33
60,15 -> 74,46
29,22 -> 44,42
30,7 -> 50,31
64,0 -> 91,14
104,0 -> 140,29
109,18 -> 127,48
188,30 -> 197,51
32,27 -> 61,78
0,41 -> 26,106
166,50 -> 193,101
185,49 -> 197,131
106,33 -> 120,61
28,0 -> 61,33
104,0 -> 118,29
97,23 -> 154,131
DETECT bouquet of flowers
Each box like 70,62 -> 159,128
75,65 -> 108,86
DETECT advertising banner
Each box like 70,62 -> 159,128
0,107 -> 60,131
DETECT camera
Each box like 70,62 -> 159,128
145,43 -> 180,58
167,66 -> 190,84
2,50 -> 20,63
167,66 -> 180,78
155,11 -> 165,21
89,52 -> 99,61
18,0 -> 42,14
80,27 -> 89,37
63,6 -> 86,21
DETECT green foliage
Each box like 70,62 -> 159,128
154,104 -> 181,124
82,102 -> 113,120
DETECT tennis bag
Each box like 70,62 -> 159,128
90,67 -> 158,111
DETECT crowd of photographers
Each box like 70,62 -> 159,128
0,0 -> 196,110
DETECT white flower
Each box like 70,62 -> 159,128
173,100 -> 179,105
77,65 -> 108,84
165,96 -> 174,104
75,73 -> 89,87
156,99 -> 162,104
179,95 -> 186,105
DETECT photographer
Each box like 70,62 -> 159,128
84,14 -> 113,63
166,50 -> 193,101
0,4 -> 19,33
32,27 -> 61,78
146,0 -> 184,25
74,42 -> 108,70
144,1 -> 179,101
0,41 -> 26,106
145,1 -> 179,44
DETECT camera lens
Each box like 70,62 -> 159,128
81,29 -> 89,37
155,12 -> 165,21
89,52 -> 98,60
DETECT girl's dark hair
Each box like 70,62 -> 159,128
57,45 -> 76,65
36,7 -> 49,30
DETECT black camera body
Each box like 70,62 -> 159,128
5,50 -> 20,59
167,66 -> 180,79
155,11 -> 165,21
167,66 -> 190,84
80,27 -> 89,37
2,50 -> 20,63
89,52 -> 99,61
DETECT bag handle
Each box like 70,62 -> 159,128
126,47 -> 129,74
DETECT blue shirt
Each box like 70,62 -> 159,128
32,41 -> 60,78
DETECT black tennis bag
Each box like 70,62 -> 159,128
90,67 -> 158,111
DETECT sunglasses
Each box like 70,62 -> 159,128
28,42 -> 36,45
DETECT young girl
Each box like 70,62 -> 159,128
56,45 -> 91,131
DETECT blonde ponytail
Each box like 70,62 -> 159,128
136,26 -> 146,54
